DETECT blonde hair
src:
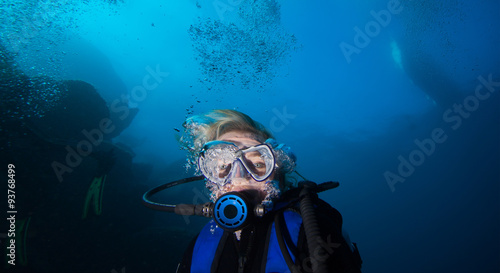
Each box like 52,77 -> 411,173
180,110 -> 273,162
201,109 -> 273,143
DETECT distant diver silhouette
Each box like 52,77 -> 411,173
82,149 -> 116,219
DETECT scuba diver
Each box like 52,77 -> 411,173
143,109 -> 362,273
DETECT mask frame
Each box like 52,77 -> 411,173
198,140 -> 276,186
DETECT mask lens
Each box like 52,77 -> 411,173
240,145 -> 275,181
198,142 -> 238,185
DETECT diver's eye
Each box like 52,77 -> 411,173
217,163 -> 232,178
246,161 -> 266,176
254,162 -> 265,169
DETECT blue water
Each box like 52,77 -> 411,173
1,0 -> 499,272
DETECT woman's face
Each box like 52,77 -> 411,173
215,131 -> 273,202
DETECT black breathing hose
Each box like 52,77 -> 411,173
299,182 -> 329,273
142,175 -> 206,213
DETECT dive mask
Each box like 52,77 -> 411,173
198,140 -> 276,185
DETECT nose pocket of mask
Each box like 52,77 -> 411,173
227,160 -> 251,179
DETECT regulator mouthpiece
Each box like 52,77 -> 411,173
212,191 -> 265,231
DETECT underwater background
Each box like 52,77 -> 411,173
1,0 -> 499,272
